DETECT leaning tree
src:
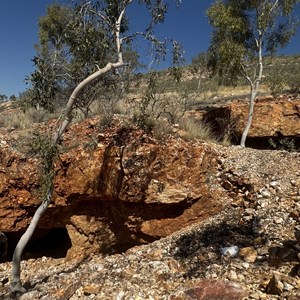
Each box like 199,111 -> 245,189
11,0 -> 183,293
27,2 -> 115,113
207,0 -> 299,147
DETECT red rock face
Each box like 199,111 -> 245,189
0,118 -> 225,258
203,95 -> 300,141
170,280 -> 247,300
230,96 -> 300,137
0,145 -> 41,231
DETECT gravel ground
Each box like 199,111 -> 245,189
1,144 -> 300,299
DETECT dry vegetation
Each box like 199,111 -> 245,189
1,54 -> 300,146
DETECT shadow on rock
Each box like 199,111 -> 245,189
170,219 -> 262,278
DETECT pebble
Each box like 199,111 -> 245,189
258,199 -> 269,208
283,282 -> 294,291
227,270 -> 238,280
249,292 -> 262,299
239,247 -> 258,263
270,181 -> 279,188
237,274 -> 245,281
273,217 -> 284,224
266,275 -> 284,295
220,246 -> 239,257
260,188 -> 271,198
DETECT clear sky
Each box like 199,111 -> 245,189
0,0 -> 299,97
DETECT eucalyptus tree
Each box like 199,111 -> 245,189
207,0 -> 299,147
11,0 -> 183,293
9,95 -> 17,102
28,2 -> 146,114
27,3 -> 114,112
0,94 -> 8,102
191,52 -> 209,91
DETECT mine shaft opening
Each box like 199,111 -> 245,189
242,136 -> 300,151
3,227 -> 72,262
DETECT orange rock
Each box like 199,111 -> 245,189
0,118 -> 226,257
230,96 -> 300,137
239,246 -> 258,263
203,95 -> 300,140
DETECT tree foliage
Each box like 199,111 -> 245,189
12,0 -> 183,293
0,94 -> 8,102
190,52 -> 210,91
26,3 -> 113,111
207,0 -> 299,81
26,1 -> 183,113
207,0 -> 299,146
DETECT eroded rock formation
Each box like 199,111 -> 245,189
202,95 -> 300,147
0,118 -> 225,259
1,113 -> 300,299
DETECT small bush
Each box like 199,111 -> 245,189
266,69 -> 285,97
268,138 -> 296,152
133,71 -> 195,138
30,133 -> 59,198
180,117 -> 232,146
153,119 -> 174,140
287,74 -> 300,93
0,106 -> 54,130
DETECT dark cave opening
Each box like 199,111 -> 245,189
234,136 -> 300,151
201,108 -> 300,152
226,133 -> 300,151
2,227 -> 72,262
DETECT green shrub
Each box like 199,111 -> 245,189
0,103 -> 56,130
133,72 -> 195,135
268,138 -> 297,152
287,73 -> 300,93
266,68 -> 285,96
30,133 -> 59,198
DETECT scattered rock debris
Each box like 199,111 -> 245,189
0,117 -> 300,299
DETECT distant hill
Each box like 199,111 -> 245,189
128,54 -> 300,104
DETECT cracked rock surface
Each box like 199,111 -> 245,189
1,141 -> 300,299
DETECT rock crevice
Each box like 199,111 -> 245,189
0,120 -> 223,260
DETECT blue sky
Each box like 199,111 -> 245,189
0,0 -> 299,97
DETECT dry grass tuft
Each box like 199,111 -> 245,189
179,118 -> 217,142
0,107 -> 56,130
179,117 -> 232,146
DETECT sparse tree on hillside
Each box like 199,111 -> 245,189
26,3 -> 112,112
0,94 -> 8,102
11,0 -> 183,293
9,95 -> 17,101
191,52 -> 209,91
26,3 -> 144,113
207,0 -> 299,147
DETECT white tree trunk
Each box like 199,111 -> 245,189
11,61 -> 124,293
11,190 -> 52,293
11,2 -> 127,291
240,33 -> 263,147
197,76 -> 201,91
240,89 -> 257,147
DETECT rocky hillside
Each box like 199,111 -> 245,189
201,94 -> 300,149
0,94 -> 300,299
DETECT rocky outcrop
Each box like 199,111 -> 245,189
202,94 -> 300,147
0,118 -> 225,259
1,119 -> 300,299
